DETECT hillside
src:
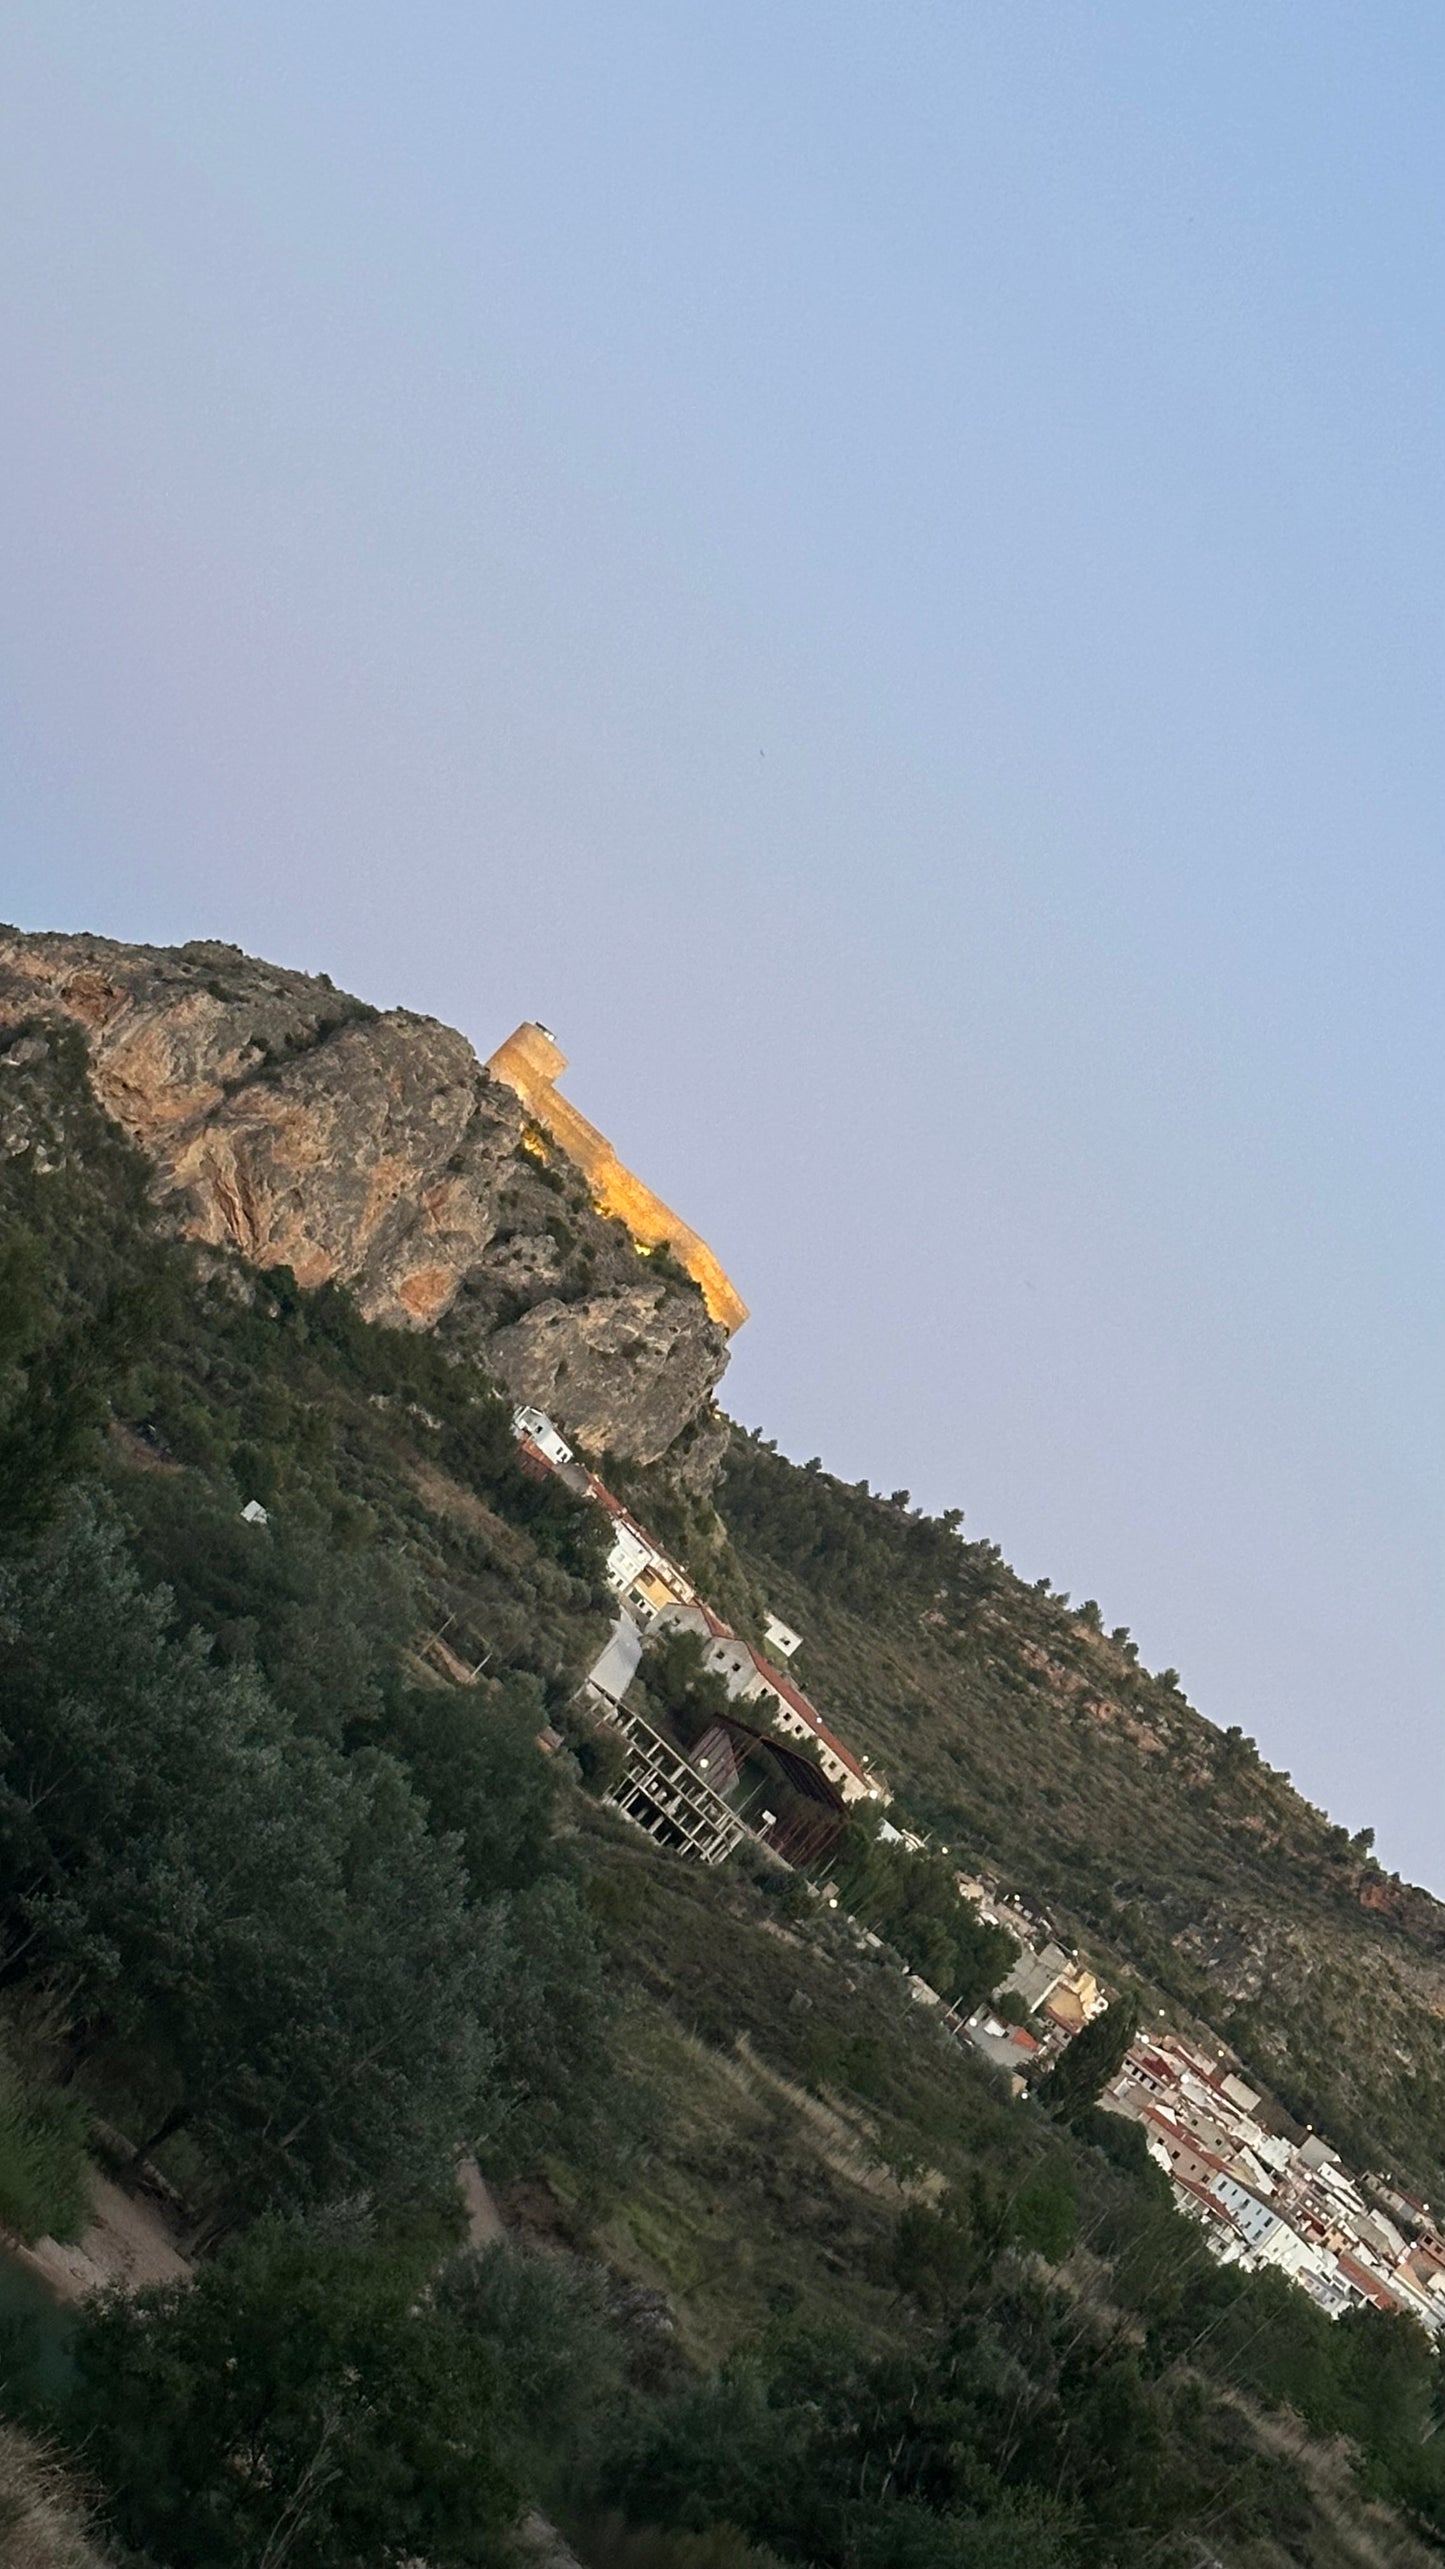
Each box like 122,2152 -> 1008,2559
1,933 -> 1444,2568
705,1440 -> 1445,2197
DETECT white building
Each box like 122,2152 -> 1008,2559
658,1615 -> 884,1807
1200,2176 -> 1342,2296
763,1612 -> 803,1660
603,1514 -> 657,1597
511,1404 -> 574,1469
586,1491 -> 697,1622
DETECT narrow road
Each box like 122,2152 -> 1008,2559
585,1610 -> 642,1708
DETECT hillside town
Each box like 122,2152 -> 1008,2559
510,1402 -> 1445,2347
1102,2025 -> 1445,2335
512,1402 -> 891,1871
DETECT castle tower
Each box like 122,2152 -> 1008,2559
485,1023 -> 748,1335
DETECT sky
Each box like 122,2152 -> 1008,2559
1,7 -> 1441,1883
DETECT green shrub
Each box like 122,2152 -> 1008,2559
63,2223 -> 518,2567
579,2517 -> 785,2569
994,1989 -> 1035,2024
0,2065 -> 89,2246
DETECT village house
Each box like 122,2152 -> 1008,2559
1170,2168 -> 1251,2258
584,1478 -> 699,1621
649,1604 -> 888,1807
729,1648 -> 885,1805
511,1404 -> 576,1470
1042,1964 -> 1102,2035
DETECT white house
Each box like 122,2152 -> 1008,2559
1220,2072 -> 1261,2115
666,1621 -> 883,1807
511,1405 -> 574,1469
603,1514 -> 657,1597
1207,2175 -> 1325,2287
763,1613 -> 803,1661
581,1485 -> 698,1622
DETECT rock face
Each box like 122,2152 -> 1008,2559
0,929 -> 732,1464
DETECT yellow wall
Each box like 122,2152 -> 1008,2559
486,1023 -> 749,1333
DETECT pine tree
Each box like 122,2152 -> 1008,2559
1035,1996 -> 1139,2126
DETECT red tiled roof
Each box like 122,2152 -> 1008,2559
1129,2045 -> 1174,2078
585,1478 -> 696,1592
586,1475 -> 653,1544
1335,2253 -> 1397,2312
748,1650 -> 867,1782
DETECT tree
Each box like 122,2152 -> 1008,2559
1034,1999 -> 1139,2127
1010,2170 -> 1078,2265
829,1820 -> 1016,2009
383,1674 -> 559,1900
995,1989 -> 1037,2026
891,2194 -> 987,2315
437,2241 -> 623,2489
65,2224 -> 519,2568
480,1872 -> 629,2178
641,1627 -> 733,1750
0,1494 -> 495,2211
602,2267 -> 1228,2566
0,1233 -> 144,1542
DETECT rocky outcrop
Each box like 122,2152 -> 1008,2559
488,1282 -> 729,1472
0,929 -> 733,1464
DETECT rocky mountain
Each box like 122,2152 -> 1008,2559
6,925 -> 1445,2564
0,928 -> 730,1469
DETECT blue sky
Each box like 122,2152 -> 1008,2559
2,7 -> 1441,1882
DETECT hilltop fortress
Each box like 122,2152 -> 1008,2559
485,1023 -> 749,1335
0,933 -> 739,1462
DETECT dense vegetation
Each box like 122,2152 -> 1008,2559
1,1019 -> 1444,2568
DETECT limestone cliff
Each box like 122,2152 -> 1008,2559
0,928 -> 735,1465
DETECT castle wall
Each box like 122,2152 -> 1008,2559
485,1023 -> 748,1334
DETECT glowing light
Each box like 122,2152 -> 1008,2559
486,1023 -> 749,1332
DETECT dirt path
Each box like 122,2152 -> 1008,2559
6,2174 -> 190,2307
513,2511 -> 588,2569
458,2155 -> 507,2248
727,2034 -> 944,2207
454,2162 -> 590,2569
9,2153 -> 588,2565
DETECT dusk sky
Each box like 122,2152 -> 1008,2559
2,9 -> 1441,1884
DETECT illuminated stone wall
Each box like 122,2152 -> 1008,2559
485,1023 -> 748,1334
